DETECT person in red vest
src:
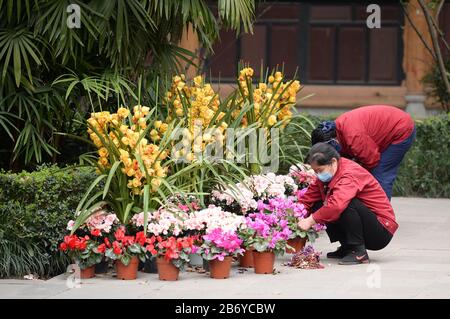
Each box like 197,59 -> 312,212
311,105 -> 416,200
297,143 -> 397,265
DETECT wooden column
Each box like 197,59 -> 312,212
178,24 -> 201,78
403,0 -> 434,117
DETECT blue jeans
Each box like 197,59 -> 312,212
371,127 -> 416,200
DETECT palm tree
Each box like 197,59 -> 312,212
0,0 -> 256,170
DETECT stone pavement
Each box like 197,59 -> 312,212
1,197 -> 449,299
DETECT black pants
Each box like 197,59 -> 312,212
312,199 -> 393,251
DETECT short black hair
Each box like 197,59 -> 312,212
311,127 -> 337,145
306,142 -> 340,166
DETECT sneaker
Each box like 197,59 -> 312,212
326,246 -> 348,259
339,249 -> 370,265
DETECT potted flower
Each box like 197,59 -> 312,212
167,195 -> 203,266
200,228 -> 244,279
59,234 -> 103,279
142,206 -> 197,280
184,206 -> 247,270
63,208 -> 119,275
152,235 -> 197,281
70,106 -> 171,277
104,226 -> 153,280
240,209 -> 292,274
258,197 -> 325,254
210,175 -> 297,268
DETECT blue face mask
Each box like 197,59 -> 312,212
317,171 -> 333,183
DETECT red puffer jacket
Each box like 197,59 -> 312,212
300,157 -> 398,235
335,105 -> 415,169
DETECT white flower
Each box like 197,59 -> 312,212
66,220 -> 75,231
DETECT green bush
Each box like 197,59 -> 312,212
393,113 -> 450,198
0,165 -> 98,278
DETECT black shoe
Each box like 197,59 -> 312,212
339,249 -> 370,265
326,246 -> 348,259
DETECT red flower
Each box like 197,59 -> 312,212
97,244 -> 106,254
135,231 -> 147,246
113,241 -> 122,255
114,227 -> 125,241
59,242 -> 68,251
122,236 -> 135,246
146,245 -> 157,255
91,229 -> 101,237
146,236 -> 156,245
104,237 -> 111,248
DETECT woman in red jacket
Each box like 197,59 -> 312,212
311,105 -> 416,200
297,143 -> 398,265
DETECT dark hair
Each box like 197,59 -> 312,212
306,142 -> 340,166
311,122 -> 337,145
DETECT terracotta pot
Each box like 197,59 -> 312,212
286,237 -> 307,254
209,256 -> 233,279
157,257 -> 180,281
238,249 -> 254,268
252,251 -> 275,274
116,256 -> 139,280
80,265 -> 95,279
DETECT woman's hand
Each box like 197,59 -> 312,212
298,215 -> 317,231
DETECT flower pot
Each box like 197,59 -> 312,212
80,265 -> 95,279
238,249 -> 254,268
286,237 -> 307,254
189,253 -> 204,267
252,251 -> 275,274
116,256 -> 139,280
209,257 -> 233,279
157,257 -> 179,281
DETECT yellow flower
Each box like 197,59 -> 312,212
268,115 -> 277,126
117,107 -> 130,119
124,167 -> 135,177
98,157 -> 109,167
151,178 -> 162,189
131,178 -> 142,188
175,108 -> 184,117
121,136 -> 130,146
98,147 -> 109,158
194,75 -> 203,87
154,120 -> 162,129
156,168 -> 165,177
185,152 -> 194,162
268,75 -> 275,83
275,71 -> 283,81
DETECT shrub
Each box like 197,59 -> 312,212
394,113 -> 450,197
0,165 -> 99,278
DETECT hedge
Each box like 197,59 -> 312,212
0,165 -> 99,278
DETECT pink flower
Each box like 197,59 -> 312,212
66,220 -> 75,231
